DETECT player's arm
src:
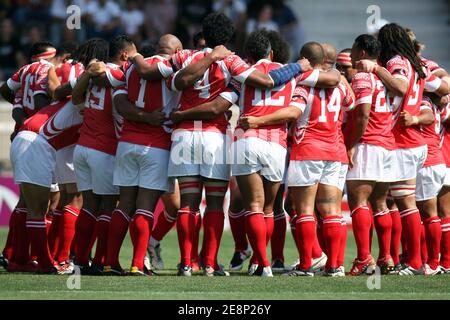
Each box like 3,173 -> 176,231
173,45 -> 232,90
346,103 -> 371,151
400,108 -> 434,127
315,69 -> 341,88
356,60 -> 408,96
34,94 -> 51,110
0,82 -> 15,103
47,66 -> 61,100
240,105 -> 302,129
11,108 -> 28,127
72,62 -> 106,106
170,96 -> 233,123
426,76 -> 450,97
113,94 -> 165,126
243,59 -> 312,89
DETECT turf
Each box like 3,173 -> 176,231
0,227 -> 449,300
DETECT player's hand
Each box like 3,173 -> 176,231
240,116 -> 261,129
169,110 -> 184,124
128,52 -> 143,61
146,108 -> 166,126
355,60 -> 377,73
88,61 -> 106,77
347,147 -> 356,169
297,58 -> 311,72
210,45 -> 233,61
400,111 -> 418,127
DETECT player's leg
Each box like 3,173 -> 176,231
438,186 -> 450,273
271,185 -> 286,271
388,197 -> 402,268
336,164 -> 348,275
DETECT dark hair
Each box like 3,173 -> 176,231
299,42 -> 325,66
193,31 -> 205,48
245,30 -> 271,62
202,12 -> 234,48
56,42 -> 78,57
29,41 -> 55,60
354,34 -> 380,59
378,23 -> 425,79
140,44 -> 156,58
109,35 -> 134,59
263,30 -> 290,64
72,38 -> 109,67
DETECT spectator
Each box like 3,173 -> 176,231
246,4 -> 279,34
176,0 -> 212,47
213,0 -> 247,51
122,0 -> 145,43
0,18 -> 25,80
50,0 -> 87,44
144,0 -> 178,44
84,0 -> 122,40
20,23 -> 46,59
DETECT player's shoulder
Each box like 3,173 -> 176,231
352,72 -> 374,88
386,54 -> 407,69
292,84 -> 311,98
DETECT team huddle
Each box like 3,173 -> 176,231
1,12 -> 450,278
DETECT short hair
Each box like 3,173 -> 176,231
202,12 -> 234,48
245,30 -> 271,62
29,41 -> 55,60
193,31 -> 205,48
56,42 -> 78,57
353,34 -> 381,59
72,38 -> 109,67
109,35 -> 134,59
263,30 -> 290,64
299,42 -> 325,66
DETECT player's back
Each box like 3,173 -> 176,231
79,62 -> 124,155
291,80 -> 353,161
119,55 -> 180,150
420,96 -> 444,167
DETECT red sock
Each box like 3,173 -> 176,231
264,212 -> 274,245
152,210 -> 177,241
296,214 -> 316,270
228,209 -> 248,252
105,210 -> 130,268
423,216 -> 441,270
202,210 -> 224,267
351,206 -> 372,260
48,209 -> 62,259
74,208 -> 97,266
26,218 -> 53,268
311,215 -> 323,259
390,209 -> 402,265
176,208 -> 196,267
369,211 -> 374,251
373,209 -> 392,259
271,212 -> 286,262
290,214 -> 301,253
322,215 -> 342,269
191,211 -> 201,263
420,222 -> 428,264
440,217 -> 450,268
400,208 -> 422,269
12,209 -> 29,265
129,210 -> 153,270
245,211 -> 269,267
2,208 -> 20,260
316,216 -> 326,254
55,205 -> 79,263
92,213 -> 112,266
45,215 -> 53,235
338,216 -> 347,267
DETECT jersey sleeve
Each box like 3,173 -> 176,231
424,58 -> 445,74
386,55 -> 409,82
295,69 -> 319,87
424,68 -> 442,93
226,55 -> 255,83
106,66 -> 126,88
351,72 -> 374,105
289,85 -> 309,112
157,58 -> 176,78
7,66 -> 24,91
31,63 -> 51,96
170,49 -> 193,70
420,96 -> 433,112
219,79 -> 241,104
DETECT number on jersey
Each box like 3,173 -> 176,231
318,89 -> 340,123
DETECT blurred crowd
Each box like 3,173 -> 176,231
0,0 -> 305,81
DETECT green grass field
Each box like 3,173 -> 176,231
0,227 -> 449,300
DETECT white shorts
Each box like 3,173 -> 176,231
346,143 -> 396,182
287,160 -> 341,188
444,167 -> 450,187
50,183 -> 60,192
338,164 -> 348,192
416,164 -> 446,201
113,142 -> 174,193
168,129 -> 230,181
10,131 -> 56,188
393,145 -> 427,181
231,137 -> 287,182
73,145 -> 119,195
55,145 -> 76,184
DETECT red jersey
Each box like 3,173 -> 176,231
170,48 -> 255,133
387,55 -> 442,149
7,59 -> 53,116
55,62 -> 84,97
77,63 -> 125,155
20,100 -> 83,151
440,102 -> 450,167
421,56 -> 445,75
420,96 -> 444,167
234,60 -> 320,148
337,111 -> 348,164
290,80 -> 354,161
115,55 -> 181,150
346,72 -> 396,150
